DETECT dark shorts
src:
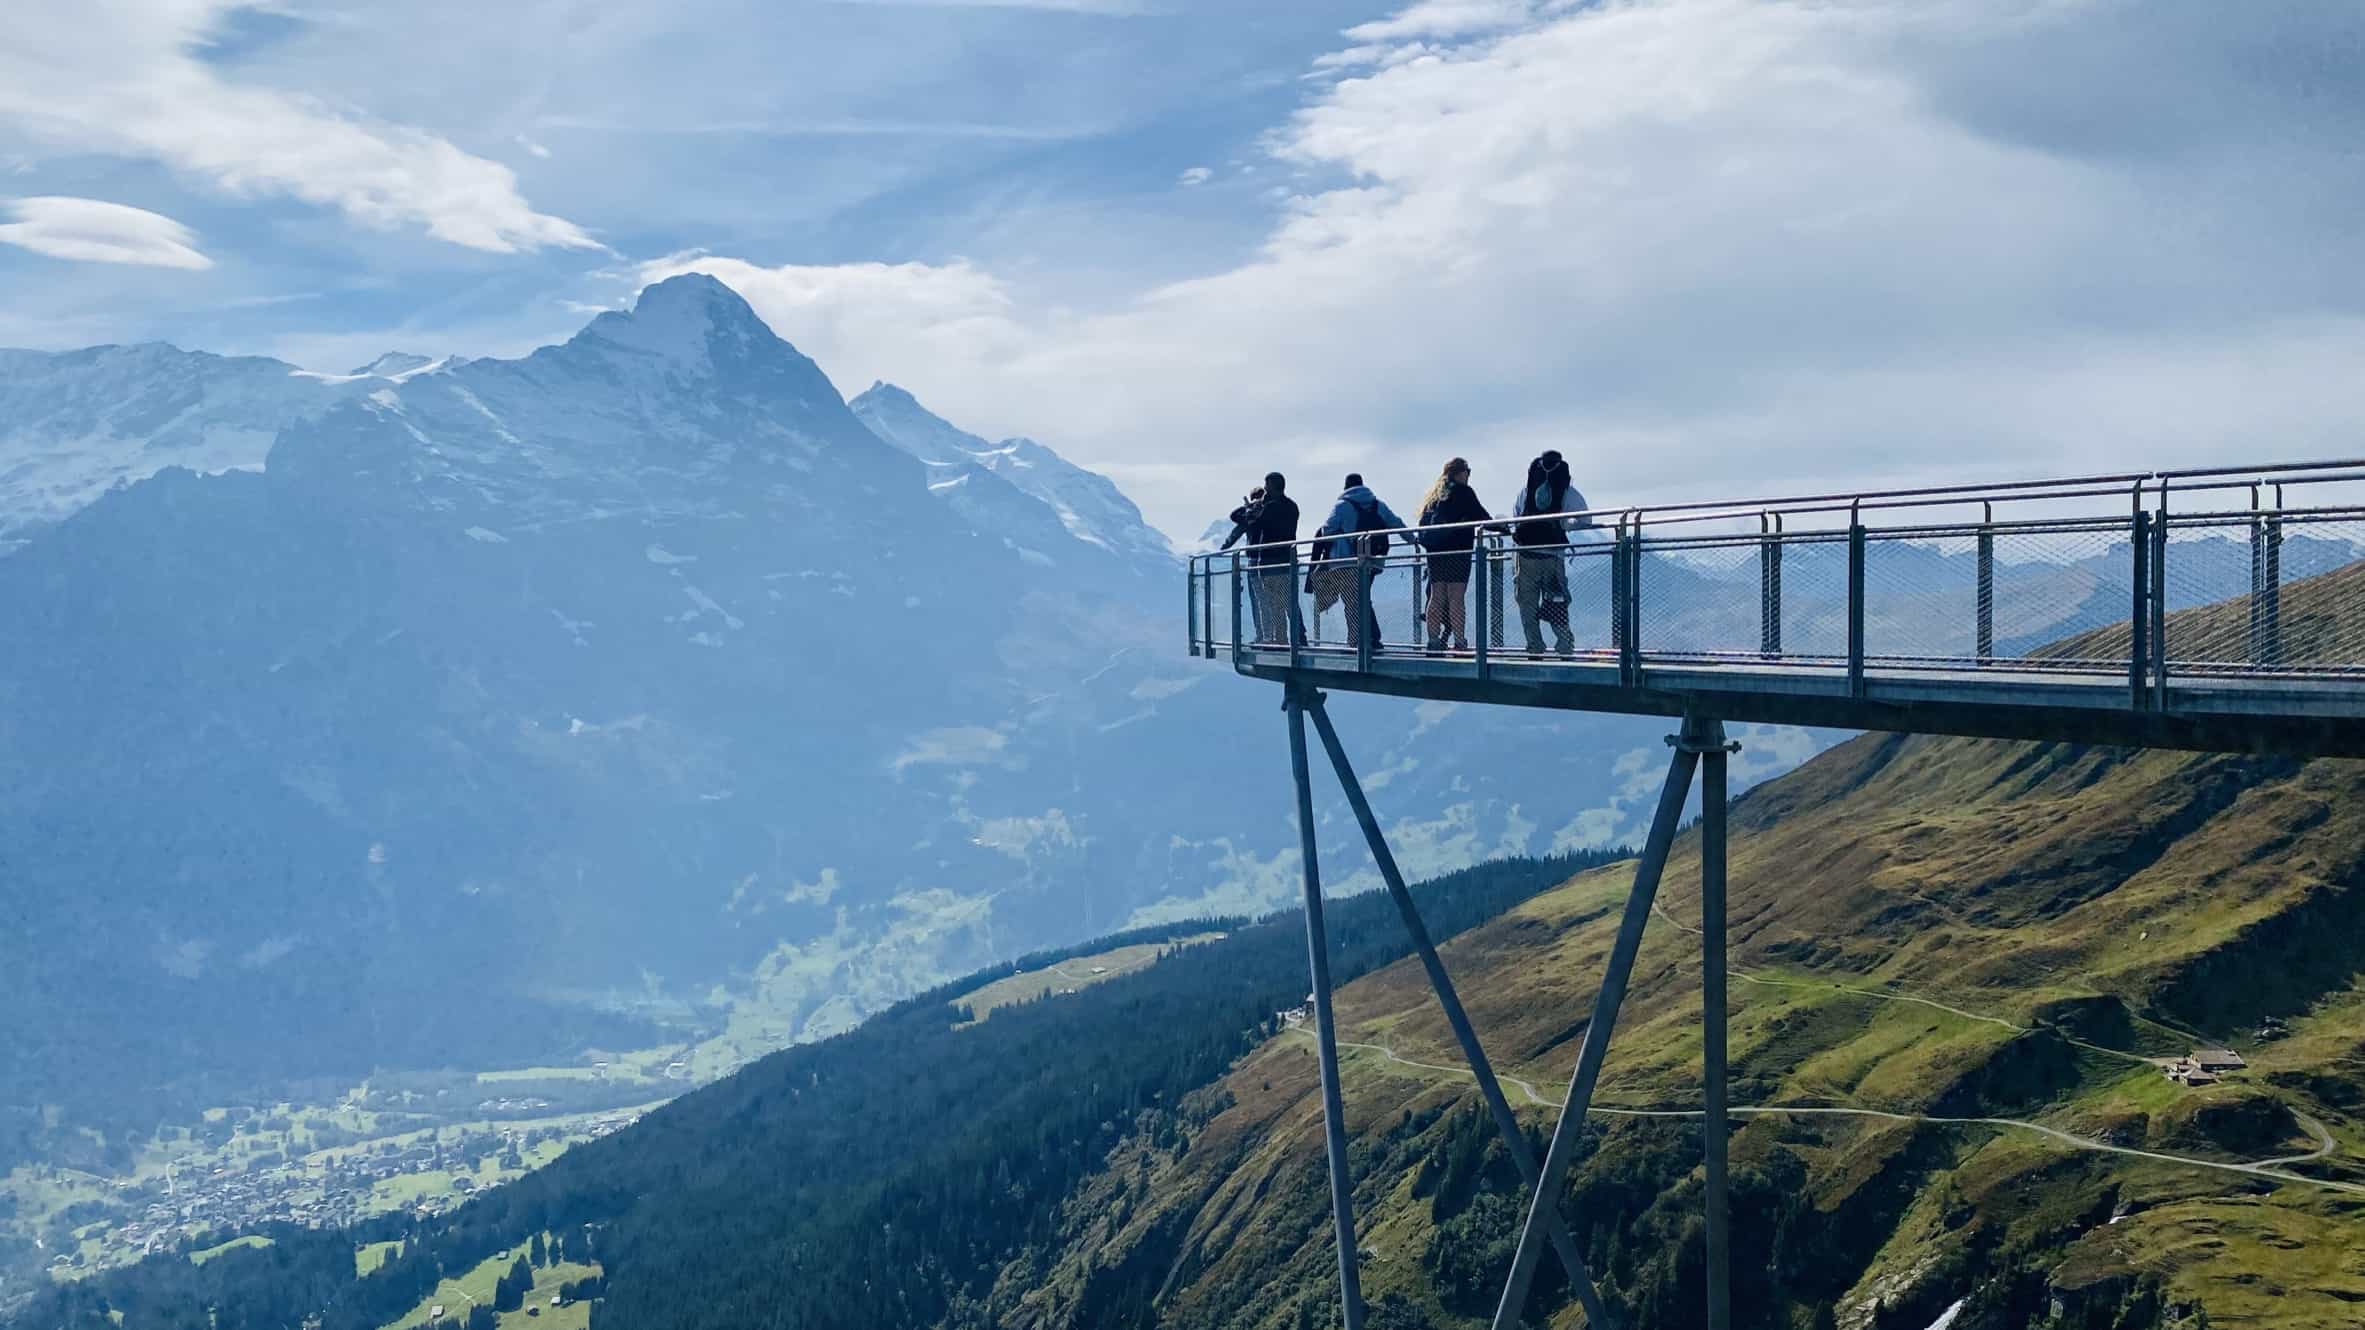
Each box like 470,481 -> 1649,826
1426,552 -> 1472,584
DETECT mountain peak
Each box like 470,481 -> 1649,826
856,380 -> 922,409
631,271 -> 747,318
354,352 -> 435,378
349,352 -> 457,382
575,272 -> 782,366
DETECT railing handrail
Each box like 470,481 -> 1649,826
1197,459 -> 2365,566
1185,458 -> 2365,697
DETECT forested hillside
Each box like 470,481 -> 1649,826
991,735 -> 2365,1330
16,853 -> 1622,1330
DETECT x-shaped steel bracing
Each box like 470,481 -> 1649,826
1284,684 -> 1736,1330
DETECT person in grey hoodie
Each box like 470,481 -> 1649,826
1317,473 -> 1407,651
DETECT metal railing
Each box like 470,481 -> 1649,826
1186,461 -> 2365,697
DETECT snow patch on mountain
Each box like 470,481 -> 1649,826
851,381 -> 1173,572
0,345 -> 344,550
0,343 -> 482,551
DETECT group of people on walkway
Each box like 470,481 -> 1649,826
1219,452 -> 1591,655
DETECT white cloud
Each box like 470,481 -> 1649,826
0,1 -> 594,254
643,0 -> 2365,540
1344,0 -> 1533,42
0,196 -> 213,269
1177,165 -> 1213,186
634,252 -> 1026,394
829,0 -> 1157,10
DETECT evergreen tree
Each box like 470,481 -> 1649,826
531,1232 -> 548,1267
494,1255 -> 532,1312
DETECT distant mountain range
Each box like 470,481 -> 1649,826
0,275 -> 1830,1166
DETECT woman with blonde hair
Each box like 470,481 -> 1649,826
1415,457 -> 1490,652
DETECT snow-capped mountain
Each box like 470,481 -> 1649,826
851,381 -> 1173,574
0,343 -> 451,554
0,276 -> 1832,1158
0,275 -> 1229,1140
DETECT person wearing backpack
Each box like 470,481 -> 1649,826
1511,450 -> 1591,655
1319,473 -> 1406,651
1415,457 -> 1490,652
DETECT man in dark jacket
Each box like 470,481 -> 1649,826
1227,472 -> 1300,644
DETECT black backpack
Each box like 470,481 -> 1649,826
1350,497 -> 1391,556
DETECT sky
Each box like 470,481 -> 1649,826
3,0 -> 2364,540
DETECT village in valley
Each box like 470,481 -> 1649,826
3,997 -> 839,1300
17,1103 -> 648,1285
2,1044 -> 717,1295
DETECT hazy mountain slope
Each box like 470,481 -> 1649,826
994,725 -> 2365,1329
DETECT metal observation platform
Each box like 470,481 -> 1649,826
1183,462 -> 2365,1330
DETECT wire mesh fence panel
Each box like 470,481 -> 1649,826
1483,540 -> 1620,656
1281,542 -> 1425,655
1233,556 -> 1300,650
1364,549 -> 1426,653
1401,542 -> 1486,654
2273,514 -> 2365,674
1477,541 -> 1613,656
2157,516 -> 2257,672
1637,535 -> 1763,661
1860,531 -> 1980,666
1564,541 -> 1621,655
1296,551 -> 1348,651
1773,531 -> 1851,664
1983,520 -> 2136,672
2163,511 -> 2365,676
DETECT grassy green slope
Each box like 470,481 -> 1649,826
987,733 -> 2365,1330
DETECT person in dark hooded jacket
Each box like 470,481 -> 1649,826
1414,457 -> 1489,651
1510,450 -> 1590,654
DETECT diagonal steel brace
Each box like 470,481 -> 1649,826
1490,717 -> 1708,1330
1305,695 -> 1618,1329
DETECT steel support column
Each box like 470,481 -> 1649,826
1491,718 -> 1707,1330
1975,525 -> 1994,664
1306,698 -> 1617,1329
1286,687 -> 1364,1330
1693,720 -> 1737,1330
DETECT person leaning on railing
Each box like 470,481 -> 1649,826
1317,473 -> 1407,651
1510,450 -> 1590,655
1414,457 -> 1490,652
1227,472 -> 1300,644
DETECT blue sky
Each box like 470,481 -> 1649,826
5,0 -> 2365,538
